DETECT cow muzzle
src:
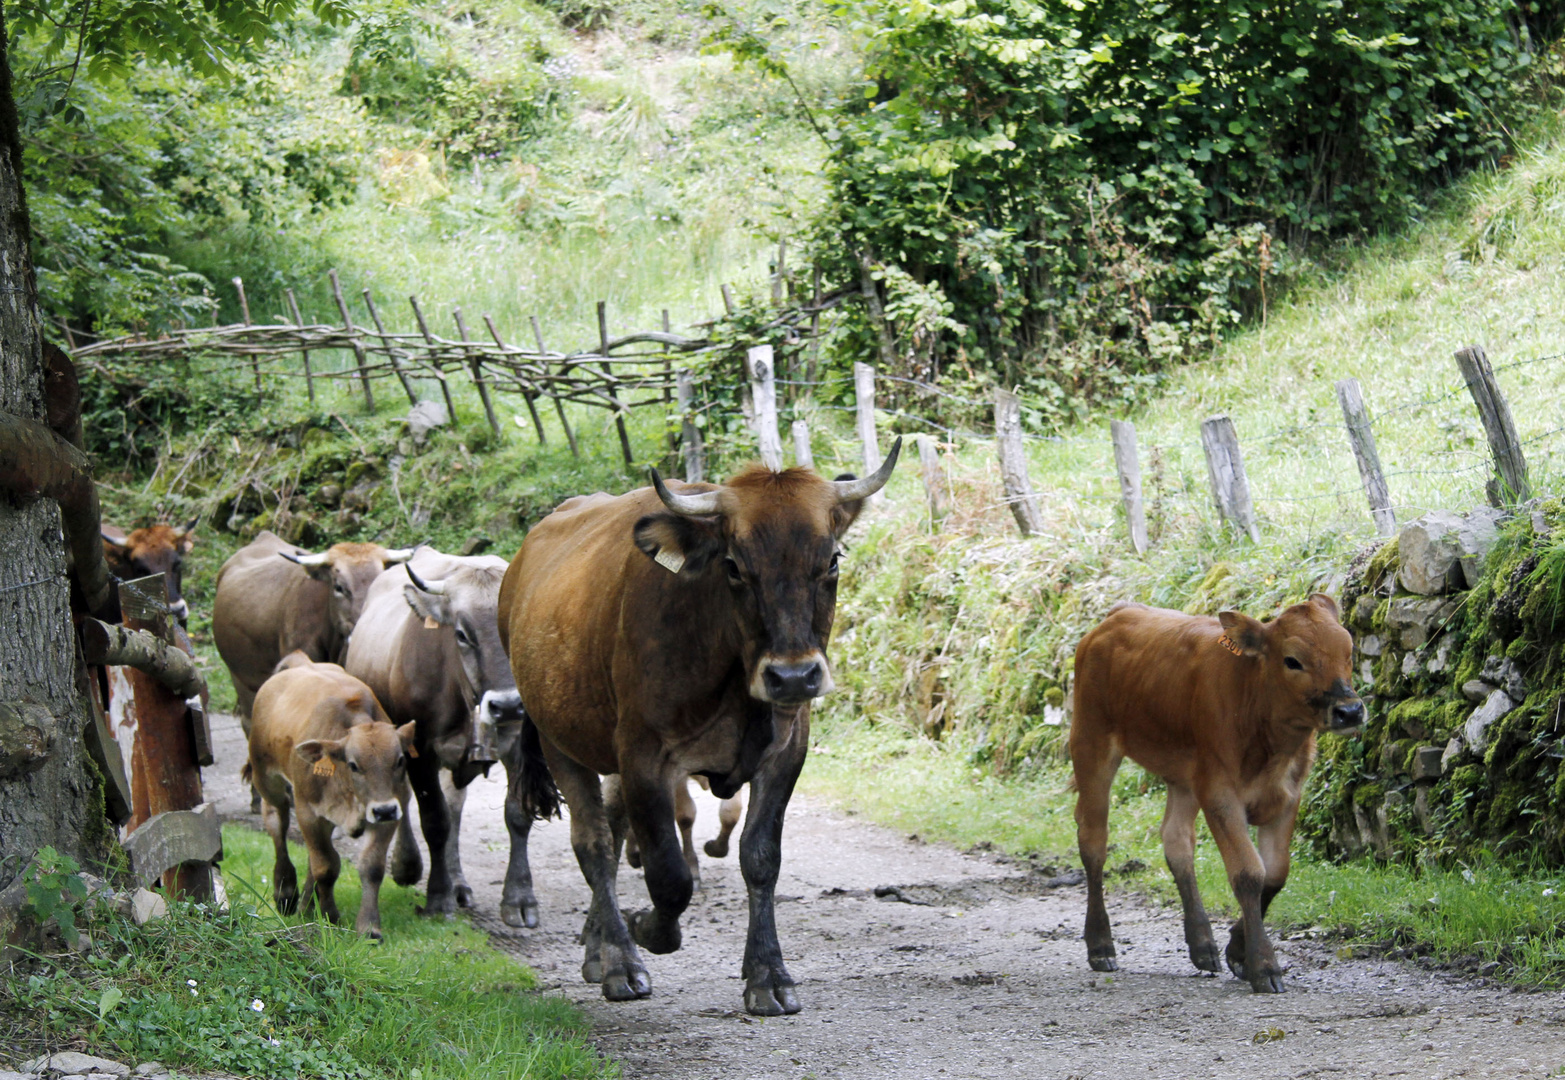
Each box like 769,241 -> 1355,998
1328,699 -> 1366,733
480,689 -> 527,726
368,801 -> 402,824
752,651 -> 834,705
170,598 -> 189,625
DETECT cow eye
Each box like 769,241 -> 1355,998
724,557 -> 743,585
1284,656 -> 1304,671
827,551 -> 841,576
348,760 -> 361,773
454,628 -> 471,647
334,582 -> 349,596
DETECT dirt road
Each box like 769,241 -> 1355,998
206,713 -> 1564,1078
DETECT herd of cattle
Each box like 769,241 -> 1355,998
107,435 -> 1367,1014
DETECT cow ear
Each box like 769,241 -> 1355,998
179,531 -> 197,554
397,722 -> 419,758
1217,610 -> 1267,656
1308,592 -> 1340,620
829,473 -> 866,539
633,514 -> 723,575
403,584 -> 451,627
295,738 -> 347,767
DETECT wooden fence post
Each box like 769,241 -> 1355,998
1454,344 -> 1531,505
232,276 -> 261,394
1200,414 -> 1259,542
1335,377 -> 1396,535
792,419 -> 813,469
328,269 -> 375,412
453,307 -> 501,441
858,253 -> 898,376
363,288 -> 420,407
805,266 -> 822,398
597,300 -> 636,468
854,361 -> 884,505
721,284 -> 736,316
484,313 -> 546,444
772,236 -> 787,307
531,316 -> 578,458
662,310 -> 676,460
994,389 -> 1044,536
748,344 -> 783,470
409,294 -> 457,424
916,434 -> 950,530
1109,419 -> 1149,553
284,288 -> 314,405
677,369 -> 705,483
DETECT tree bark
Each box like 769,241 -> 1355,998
0,8 -> 111,897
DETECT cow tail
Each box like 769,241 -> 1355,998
240,761 -> 253,786
510,713 -> 562,821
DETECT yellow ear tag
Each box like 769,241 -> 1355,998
1217,633 -> 1244,656
407,744 -> 419,759
654,549 -> 685,574
313,758 -> 336,777
423,616 -> 440,629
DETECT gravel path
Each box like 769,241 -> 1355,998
206,713 -> 1565,1079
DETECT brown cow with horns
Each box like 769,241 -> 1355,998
498,440 -> 901,1016
1070,594 -> 1365,993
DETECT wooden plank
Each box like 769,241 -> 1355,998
1454,344 -> 1531,505
854,361 -> 883,505
1109,419 -> 1149,553
284,289 -> 315,404
748,344 -> 783,470
994,389 -> 1044,536
122,802 -> 222,888
1335,377 -> 1396,535
678,369 -> 706,483
1199,414 -> 1259,542
916,434 -> 950,530
363,289 -> 420,406
792,419 -> 813,469
598,301 -> 635,467
532,316 -> 579,458
329,269 -> 375,413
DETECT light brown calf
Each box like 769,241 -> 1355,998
1070,594 -> 1364,993
242,654 -> 420,938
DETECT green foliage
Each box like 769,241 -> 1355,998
22,847 -> 89,947
710,0 -> 1558,423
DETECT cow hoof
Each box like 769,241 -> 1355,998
391,851 -> 423,888
1087,954 -> 1119,973
455,884 -> 475,908
703,838 -> 729,859
418,890 -> 458,917
1250,973 -> 1285,994
745,983 -> 801,1017
1189,943 -> 1222,974
502,902 -> 540,929
602,965 -> 652,1001
363,927 -> 384,942
582,957 -> 604,984
629,909 -> 682,954
275,891 -> 299,916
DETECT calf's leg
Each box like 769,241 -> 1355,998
705,789 -> 743,859
440,769 -> 475,907
267,796 -> 299,915
675,777 -> 702,888
1072,735 -> 1122,972
355,819 -> 399,939
1225,802 -> 1300,982
1203,797 -> 1283,993
739,706 -> 808,1017
1162,783 -> 1220,973
545,739 -> 649,1001
296,807 -> 343,926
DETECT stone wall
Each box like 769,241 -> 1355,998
1301,500 -> 1565,864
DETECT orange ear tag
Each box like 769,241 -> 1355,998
407,744 -> 419,758
1217,634 -> 1244,656
313,758 -> 336,777
423,616 -> 440,629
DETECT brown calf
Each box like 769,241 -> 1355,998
1070,594 -> 1364,993
242,654 -> 419,938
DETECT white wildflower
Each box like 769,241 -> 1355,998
251,999 -> 265,1012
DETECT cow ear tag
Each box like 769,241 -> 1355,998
654,548 -> 685,574
1217,633 -> 1244,656
313,758 -> 336,777
423,616 -> 440,629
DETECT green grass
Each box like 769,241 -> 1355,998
0,826 -> 614,1078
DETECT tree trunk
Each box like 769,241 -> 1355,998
0,8 -> 112,899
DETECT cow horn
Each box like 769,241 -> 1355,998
828,436 -> 903,504
382,542 -> 421,564
406,565 -> 447,595
649,468 -> 724,517
101,529 -> 131,549
179,516 -> 200,535
280,550 -> 331,568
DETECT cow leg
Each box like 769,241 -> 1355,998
545,741 -> 649,1001
620,760 -> 692,955
408,751 -> 458,915
705,789 -> 743,859
439,769 -> 475,908
498,730 -> 541,929
1162,783 -> 1219,973
355,820 -> 399,939
1072,737 -> 1122,973
237,691 -> 263,815
1226,802 -> 1300,982
296,807 -> 343,926
675,777 -> 701,890
268,798 -> 299,915
1203,798 -> 1283,993
739,707 -> 808,1017
390,808 -> 422,888
608,776 -> 642,869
